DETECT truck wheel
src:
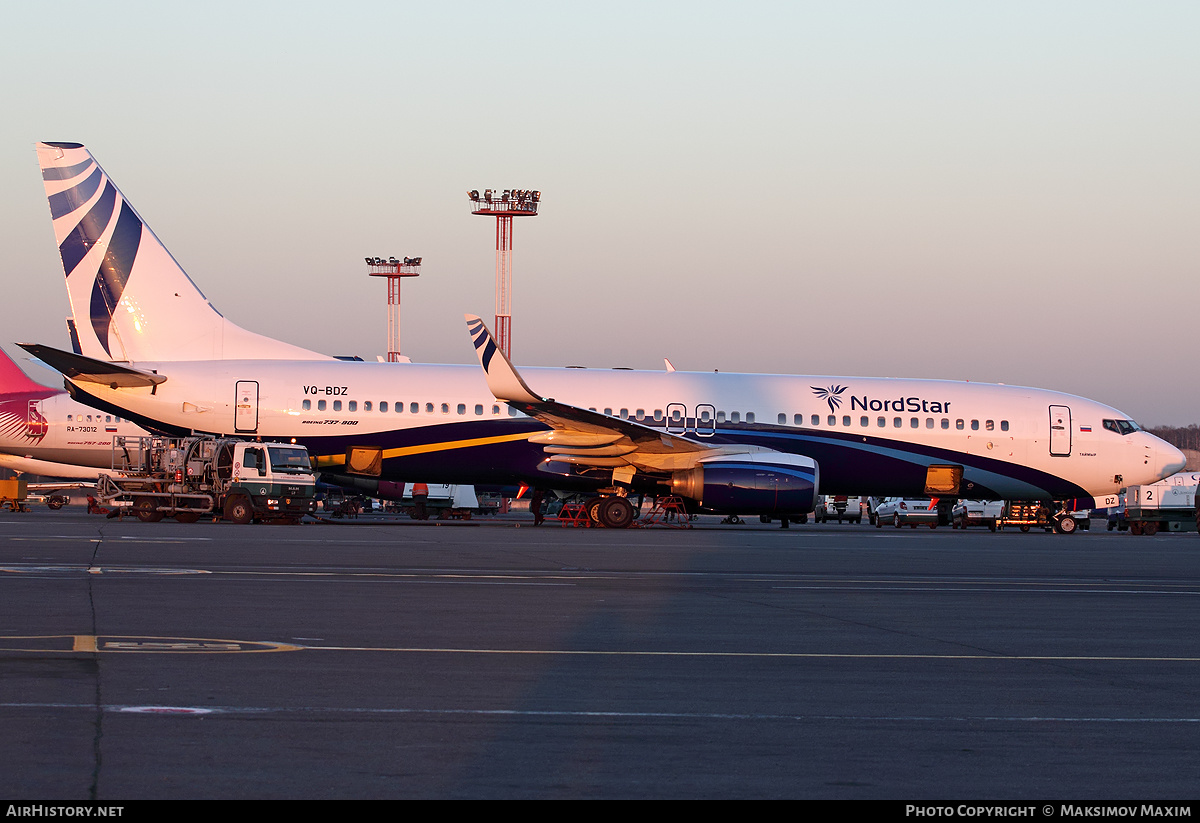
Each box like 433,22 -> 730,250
47,499 -> 65,511
174,512 -> 200,524
1019,525 -> 1030,533
134,497 -> 163,523
1130,522 -> 1143,535
224,497 -> 253,525
1143,520 -> 1159,536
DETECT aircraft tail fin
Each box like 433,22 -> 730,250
36,142 -> 331,362
0,347 -> 49,397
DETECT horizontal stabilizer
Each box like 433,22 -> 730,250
16,343 -> 166,389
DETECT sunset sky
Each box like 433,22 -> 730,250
2,1 -> 1197,424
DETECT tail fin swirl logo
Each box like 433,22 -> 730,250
812,385 -> 848,414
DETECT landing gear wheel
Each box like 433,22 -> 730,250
134,497 -> 163,523
598,496 -> 636,529
174,512 -> 200,524
584,497 -> 604,525
1056,514 -> 1078,534
225,496 -> 253,525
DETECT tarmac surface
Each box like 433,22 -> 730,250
2,506 -> 1199,799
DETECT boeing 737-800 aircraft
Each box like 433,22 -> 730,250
23,142 -> 1185,528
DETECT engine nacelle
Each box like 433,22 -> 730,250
670,452 -> 819,515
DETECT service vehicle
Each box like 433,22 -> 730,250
0,478 -> 29,512
813,495 -> 865,524
1123,471 -> 1199,535
96,435 -> 317,524
951,499 -> 1003,531
874,497 -> 939,528
997,501 -> 1089,533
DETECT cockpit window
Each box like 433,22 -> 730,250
1103,418 -> 1141,435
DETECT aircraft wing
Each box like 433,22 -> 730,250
16,343 -> 166,389
466,315 -> 713,473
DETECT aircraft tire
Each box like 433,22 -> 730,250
598,497 -> 636,529
1056,514 -> 1077,534
134,497 -> 163,523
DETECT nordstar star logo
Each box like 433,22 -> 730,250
812,385 -> 848,414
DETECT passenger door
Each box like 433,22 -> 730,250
1049,405 -> 1071,457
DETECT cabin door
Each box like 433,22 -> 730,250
1049,405 -> 1071,457
234,381 -> 259,433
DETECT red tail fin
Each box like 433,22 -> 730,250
0,347 -> 48,396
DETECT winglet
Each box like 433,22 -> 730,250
464,315 -> 545,405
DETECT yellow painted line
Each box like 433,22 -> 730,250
315,431 -> 532,468
0,635 -> 301,654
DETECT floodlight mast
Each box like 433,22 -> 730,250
366,256 -> 422,362
467,189 -> 539,359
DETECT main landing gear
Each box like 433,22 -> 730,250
584,495 -> 638,529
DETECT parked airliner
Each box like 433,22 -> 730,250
0,345 -> 147,476
24,142 -> 1185,528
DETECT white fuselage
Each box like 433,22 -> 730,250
63,359 -> 1184,502
0,390 -> 147,472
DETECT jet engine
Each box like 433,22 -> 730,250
670,452 -> 819,515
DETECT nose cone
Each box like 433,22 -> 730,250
1157,441 -> 1187,479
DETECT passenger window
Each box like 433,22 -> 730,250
894,417 -> 902,428
956,419 -> 964,430
842,415 -> 850,427
910,418 -> 919,428
811,414 -> 820,426
700,409 -> 711,422
492,405 -> 501,415
635,409 -> 645,421
619,409 -> 629,419
363,401 -> 371,412
411,403 -> 419,414
1001,420 -> 1009,431
860,416 -> 869,427
778,413 -> 787,425
653,410 -> 663,421
971,420 -> 979,431
348,401 -> 356,412
794,414 -> 803,425
827,415 -> 835,426
380,402 -> 388,412
475,404 -> 483,415
457,404 -> 466,415
318,400 -> 326,411
877,417 -> 885,427
604,408 -> 613,416
717,411 -> 726,423
426,403 -> 434,414
333,401 -> 342,411
746,413 -> 755,424
303,399 -> 311,411
926,418 -> 934,429
732,412 -> 741,423
985,420 -> 994,431
941,419 -> 949,429
441,403 -> 449,414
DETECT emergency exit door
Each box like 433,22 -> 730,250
234,381 -> 259,433
1049,405 -> 1071,457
